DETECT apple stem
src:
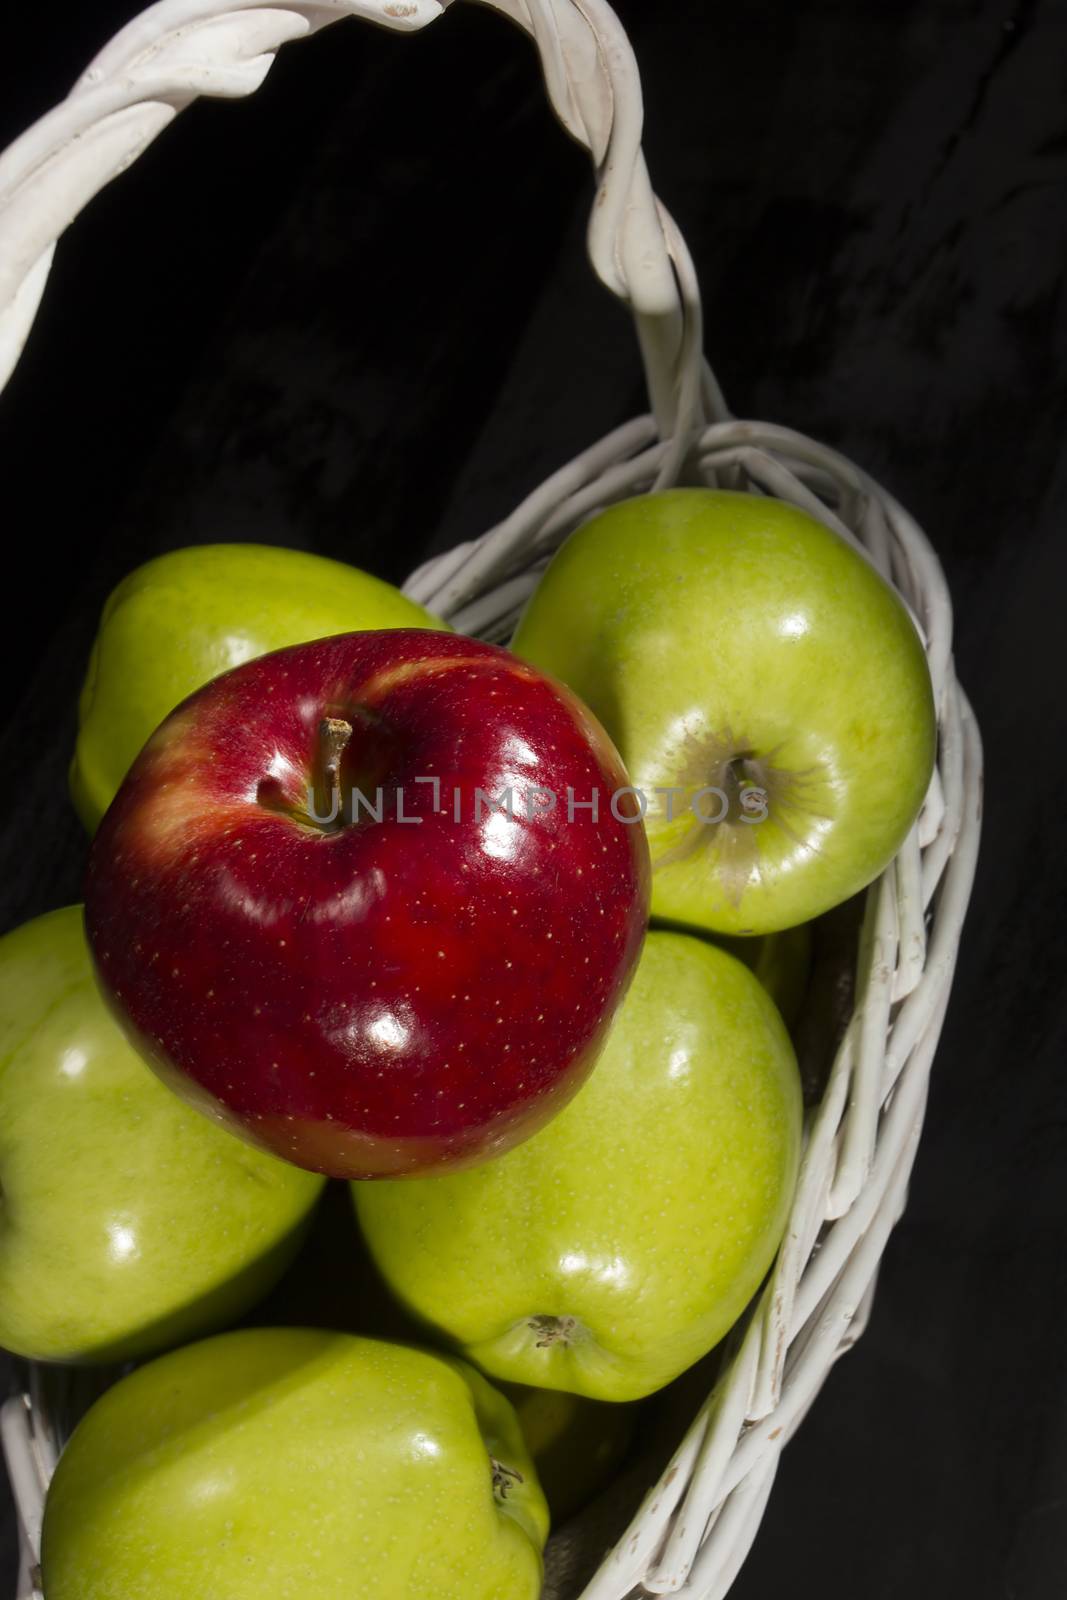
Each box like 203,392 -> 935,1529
491,1458 -> 525,1501
317,717 -> 353,824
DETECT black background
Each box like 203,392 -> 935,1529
2,1 -> 1066,1596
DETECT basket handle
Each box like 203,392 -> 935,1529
0,0 -> 716,446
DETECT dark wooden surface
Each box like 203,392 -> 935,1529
2,1 -> 1065,1595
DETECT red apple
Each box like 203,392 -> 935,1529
85,630 -> 649,1178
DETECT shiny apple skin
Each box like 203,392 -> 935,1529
85,630 -> 650,1178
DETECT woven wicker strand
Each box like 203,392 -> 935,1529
0,3 -> 982,1598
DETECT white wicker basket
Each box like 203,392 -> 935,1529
0,3 -> 983,1598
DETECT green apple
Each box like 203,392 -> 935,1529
511,488 -> 935,935
354,931 -> 802,1402
714,923 -> 812,1030
657,924 -> 813,1028
72,543 -> 448,831
504,1383 -> 635,1522
750,924 -> 812,1028
41,1328 -> 548,1600
0,906 -> 324,1363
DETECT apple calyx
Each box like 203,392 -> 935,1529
490,1457 -> 526,1502
528,1314 -> 581,1349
